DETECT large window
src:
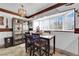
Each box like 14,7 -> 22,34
63,10 -> 74,30
33,9 -> 75,31
49,15 -> 64,30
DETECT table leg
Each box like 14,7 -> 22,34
25,38 -> 27,52
53,36 -> 55,54
47,39 -> 50,56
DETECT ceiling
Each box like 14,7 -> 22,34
0,3 -> 55,16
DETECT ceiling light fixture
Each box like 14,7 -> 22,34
18,4 -> 26,17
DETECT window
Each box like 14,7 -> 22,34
33,9 -> 75,31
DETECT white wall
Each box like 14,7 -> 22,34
53,32 -> 78,55
0,12 -> 12,46
49,32 -> 78,55
0,32 -> 12,46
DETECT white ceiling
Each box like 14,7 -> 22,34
0,3 -> 55,16
28,3 -> 79,20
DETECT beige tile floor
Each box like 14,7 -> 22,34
0,44 -> 66,56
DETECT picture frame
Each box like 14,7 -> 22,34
0,16 -> 4,25
0,16 -> 6,28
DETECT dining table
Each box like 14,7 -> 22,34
40,35 -> 55,55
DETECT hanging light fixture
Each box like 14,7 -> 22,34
18,4 -> 26,17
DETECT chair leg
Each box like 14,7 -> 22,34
25,39 -> 28,53
47,48 -> 49,56
25,43 -> 27,52
30,46 -> 32,56
33,46 -> 35,56
45,47 -> 47,56
39,48 -> 41,56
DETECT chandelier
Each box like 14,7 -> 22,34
18,4 -> 26,17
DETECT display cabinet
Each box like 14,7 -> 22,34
12,18 -> 28,45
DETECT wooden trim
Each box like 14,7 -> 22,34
25,3 -> 67,18
0,8 -> 20,16
0,28 -> 12,32
0,3 -> 66,19
74,28 -> 79,33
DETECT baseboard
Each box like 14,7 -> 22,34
55,48 -> 78,56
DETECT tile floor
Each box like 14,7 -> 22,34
0,44 -> 66,56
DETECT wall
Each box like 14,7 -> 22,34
52,32 -> 78,55
0,12 -> 12,47
0,32 -> 12,47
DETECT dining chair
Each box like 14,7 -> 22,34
24,32 -> 39,56
31,33 -> 49,56
24,32 -> 31,52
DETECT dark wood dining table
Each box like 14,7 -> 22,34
40,35 -> 55,55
